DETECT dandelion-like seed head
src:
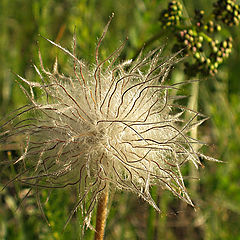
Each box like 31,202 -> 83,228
1,16 -> 211,229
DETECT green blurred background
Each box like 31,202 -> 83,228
0,0 -> 240,239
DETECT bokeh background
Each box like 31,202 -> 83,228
0,0 -> 240,239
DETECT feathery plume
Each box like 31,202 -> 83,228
0,15 -> 212,230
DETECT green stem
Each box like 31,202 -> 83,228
187,80 -> 199,194
199,32 -> 213,42
147,186 -> 157,239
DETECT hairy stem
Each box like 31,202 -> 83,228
94,189 -> 109,240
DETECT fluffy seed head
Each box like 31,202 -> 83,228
1,16 -> 211,229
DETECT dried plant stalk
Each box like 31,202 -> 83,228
95,189 -> 109,240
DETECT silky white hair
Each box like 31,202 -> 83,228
1,15 -> 216,230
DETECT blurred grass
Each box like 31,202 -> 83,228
0,0 -> 240,239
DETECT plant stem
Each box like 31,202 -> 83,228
94,189 -> 109,240
188,80 -> 199,194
